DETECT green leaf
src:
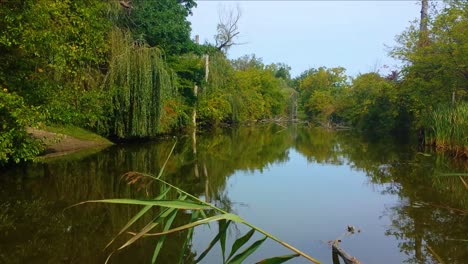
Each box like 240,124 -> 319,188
220,220 -> 230,263
156,141 -> 177,179
74,199 -> 210,210
118,205 -> 178,251
105,188 -> 171,248
143,213 -> 243,237
118,219 -> 159,251
227,236 -> 267,264
152,209 -> 179,263
195,219 -> 231,263
256,254 -> 300,264
227,228 -> 256,261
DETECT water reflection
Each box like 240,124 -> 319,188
0,125 -> 466,263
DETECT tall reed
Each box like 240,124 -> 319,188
425,102 -> 468,157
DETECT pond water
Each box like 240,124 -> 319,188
0,125 -> 467,264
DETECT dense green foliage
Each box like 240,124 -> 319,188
341,73 -> 399,133
0,89 -> 43,165
0,0 -> 294,164
198,54 -> 292,126
121,0 -> 197,55
296,67 -> 348,123
391,1 -> 468,120
0,0 -> 111,126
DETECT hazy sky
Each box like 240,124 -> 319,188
189,1 -> 423,77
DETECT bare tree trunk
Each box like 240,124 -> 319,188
205,55 -> 209,82
420,0 -> 429,33
192,85 -> 198,127
419,0 -> 429,46
193,33 -> 199,178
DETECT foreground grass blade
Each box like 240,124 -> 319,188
256,254 -> 300,264
232,222 -> 320,264
227,236 -> 267,264
105,188 -> 172,248
156,141 -> 177,179
220,220 -> 230,263
141,213 -> 243,237
119,206 -> 177,251
119,220 -> 159,250
195,219 -> 231,263
152,209 -> 179,263
73,199 -> 210,210
227,228 -> 256,261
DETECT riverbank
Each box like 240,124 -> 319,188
28,125 -> 113,158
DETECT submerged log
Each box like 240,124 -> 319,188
332,242 -> 361,264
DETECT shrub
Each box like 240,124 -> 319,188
0,89 -> 44,165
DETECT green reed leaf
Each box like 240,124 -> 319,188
142,213 -> 243,237
220,220 -> 230,263
105,188 -> 171,249
227,228 -> 256,261
227,236 -> 267,264
75,199 -> 210,210
256,254 -> 300,264
195,219 -> 231,263
152,209 -> 179,263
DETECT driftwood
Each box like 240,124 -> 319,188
332,242 -> 361,264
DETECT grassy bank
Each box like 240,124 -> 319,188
425,103 -> 468,158
41,124 -> 113,144
28,124 -> 114,159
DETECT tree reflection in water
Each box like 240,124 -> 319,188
0,124 -> 466,263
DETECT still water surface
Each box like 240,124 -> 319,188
0,125 -> 466,264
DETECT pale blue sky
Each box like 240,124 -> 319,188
189,1 -> 423,77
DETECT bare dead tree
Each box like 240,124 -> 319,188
215,6 -> 242,52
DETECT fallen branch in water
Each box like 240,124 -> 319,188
332,241 -> 361,264
329,226 -> 362,264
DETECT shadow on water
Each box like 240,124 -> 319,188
0,124 -> 466,263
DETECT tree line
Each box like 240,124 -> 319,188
0,0 -> 466,165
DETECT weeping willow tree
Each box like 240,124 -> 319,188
106,28 -> 175,138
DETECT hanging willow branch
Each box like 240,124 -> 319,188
106,28 -> 175,138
